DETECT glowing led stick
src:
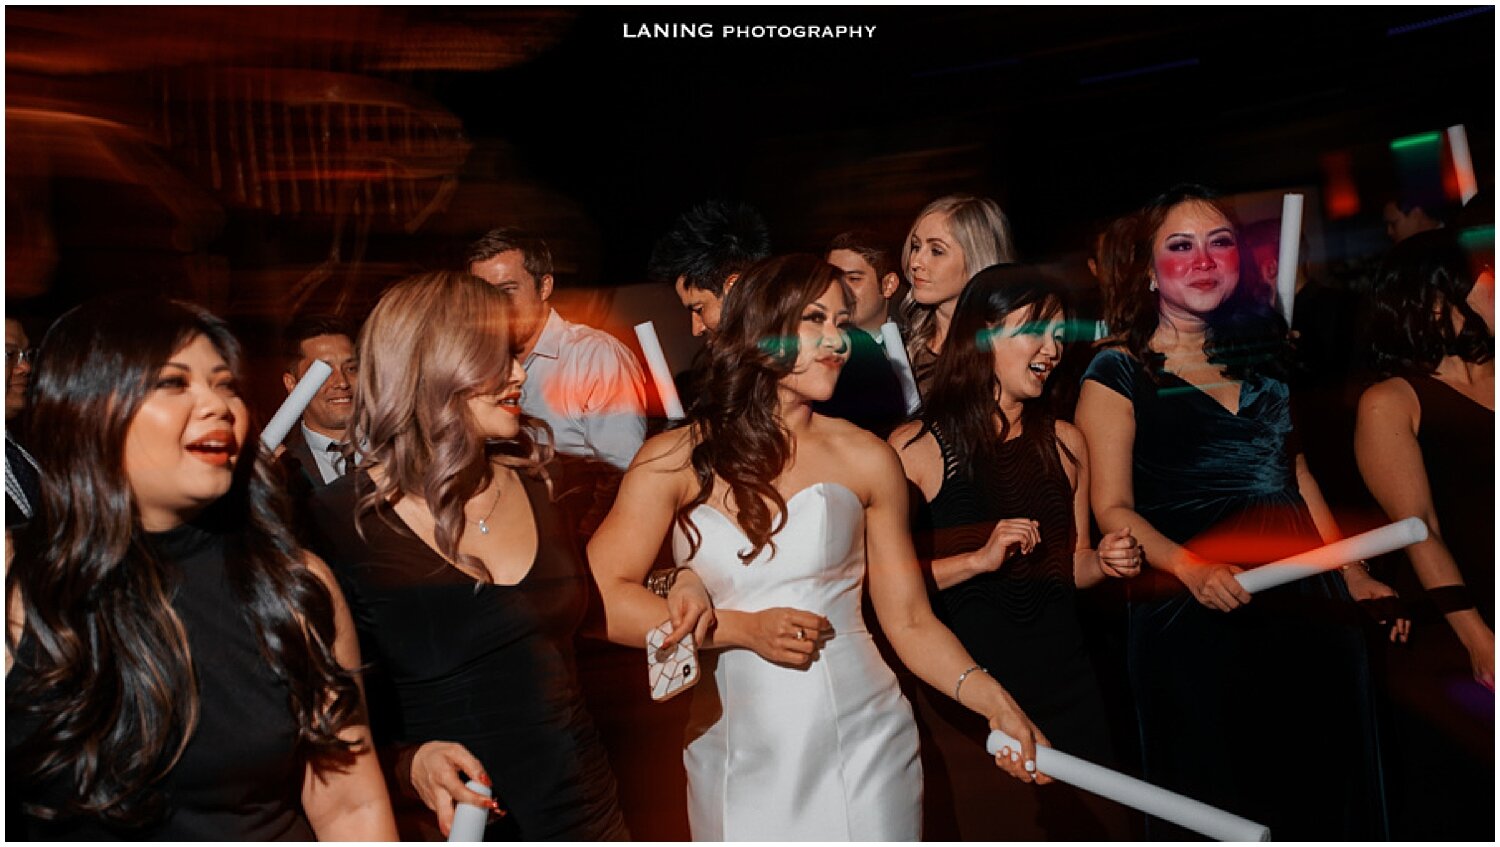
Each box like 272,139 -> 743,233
633,321 -> 685,421
447,779 -> 492,841
1234,517 -> 1427,594
1448,124 -> 1479,205
1276,193 -> 1304,326
987,731 -> 1270,841
260,359 -> 332,451
879,320 -> 921,414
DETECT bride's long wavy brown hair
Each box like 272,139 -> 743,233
677,253 -> 853,564
351,271 -> 550,580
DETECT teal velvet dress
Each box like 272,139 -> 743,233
1083,349 -> 1386,840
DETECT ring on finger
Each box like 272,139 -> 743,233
795,627 -> 806,641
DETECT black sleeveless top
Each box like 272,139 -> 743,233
912,420 -> 1108,755
307,470 -> 627,841
7,522 -> 314,840
1405,373 -> 1495,625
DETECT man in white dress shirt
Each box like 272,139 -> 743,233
467,227 -> 647,473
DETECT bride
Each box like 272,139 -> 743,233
590,253 -> 1048,840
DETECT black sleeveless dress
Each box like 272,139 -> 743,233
7,522 -> 316,840
916,420 -> 1111,760
1083,349 -> 1387,840
307,470 -> 627,841
1379,373 -> 1494,840
906,419 -> 1125,839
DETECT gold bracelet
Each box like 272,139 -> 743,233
955,665 -> 987,703
645,567 -> 682,598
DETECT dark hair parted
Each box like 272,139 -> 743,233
917,263 -> 1076,470
1365,229 -> 1494,378
7,295 -> 361,827
1102,183 -> 1291,382
282,313 -> 356,375
677,254 -> 852,564
827,229 -> 898,281
647,199 -> 771,295
351,272 -> 550,582
466,226 -> 555,283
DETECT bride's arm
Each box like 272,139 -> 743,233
588,430 -> 699,647
860,441 -> 1050,783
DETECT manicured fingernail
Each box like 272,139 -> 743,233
479,773 -> 492,787
1024,760 -> 1036,773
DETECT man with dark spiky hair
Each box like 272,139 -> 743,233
647,200 -> 771,337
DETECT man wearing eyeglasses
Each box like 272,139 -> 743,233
6,318 -> 41,528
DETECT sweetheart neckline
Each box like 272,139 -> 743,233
687,481 -> 862,548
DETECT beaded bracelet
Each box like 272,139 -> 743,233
955,664 -> 987,702
646,567 -> 683,598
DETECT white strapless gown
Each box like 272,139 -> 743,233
674,482 -> 922,841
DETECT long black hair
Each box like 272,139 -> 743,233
916,262 -> 1076,469
1103,183 -> 1291,382
7,295 -> 362,827
1365,228 -> 1494,378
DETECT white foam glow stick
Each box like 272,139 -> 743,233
633,321 -> 685,420
447,779 -> 492,842
260,358 -> 332,452
1276,193 -> 1304,326
879,320 -> 921,414
1448,124 -> 1479,205
987,731 -> 1269,841
1234,516 -> 1427,594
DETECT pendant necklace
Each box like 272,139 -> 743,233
468,478 -> 503,535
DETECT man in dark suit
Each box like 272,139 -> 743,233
5,317 -> 40,529
821,231 -> 910,438
277,315 -> 359,510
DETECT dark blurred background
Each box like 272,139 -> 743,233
7,5 -> 1495,407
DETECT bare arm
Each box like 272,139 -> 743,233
1056,421 -> 1139,589
588,430 -> 695,646
861,441 -> 1049,784
299,553 -> 399,841
887,423 -> 1040,591
1357,380 -> 1490,681
1075,380 -> 1249,610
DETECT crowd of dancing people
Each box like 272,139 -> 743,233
4,182 -> 1493,841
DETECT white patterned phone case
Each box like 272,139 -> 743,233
646,620 -> 699,702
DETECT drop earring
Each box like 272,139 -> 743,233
1149,277 -> 1159,292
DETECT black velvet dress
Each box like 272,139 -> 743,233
1082,349 -> 1387,840
7,521 -> 316,840
308,470 -> 627,841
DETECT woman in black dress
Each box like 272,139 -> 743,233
6,295 -> 395,839
1075,184 -> 1405,839
307,271 -> 628,840
890,263 -> 1140,838
1356,229 -> 1494,839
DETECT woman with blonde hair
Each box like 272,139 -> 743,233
899,194 -> 1018,391
307,271 -> 627,840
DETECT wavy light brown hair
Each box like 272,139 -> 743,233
677,253 -> 852,564
351,271 -> 550,581
897,194 -> 1018,358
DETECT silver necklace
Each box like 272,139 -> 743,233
468,478 -> 503,535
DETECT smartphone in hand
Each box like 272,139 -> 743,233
646,620 -> 699,702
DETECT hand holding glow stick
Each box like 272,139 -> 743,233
1234,517 -> 1427,594
1276,193 -> 1304,326
447,779 -> 492,842
879,320 -> 921,414
261,359 -> 332,452
633,321 -> 685,420
987,731 -> 1270,841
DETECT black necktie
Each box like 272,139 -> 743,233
325,441 -> 347,477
